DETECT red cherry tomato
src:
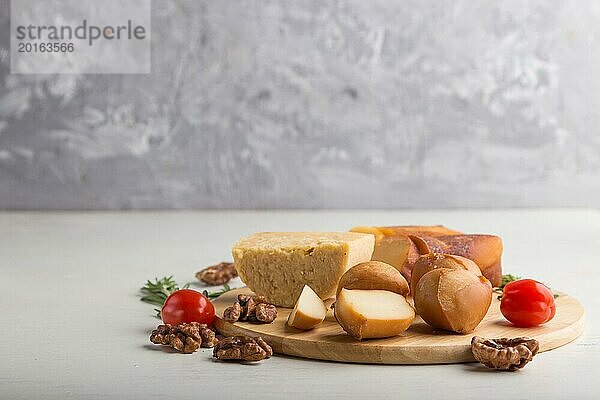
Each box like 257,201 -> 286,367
500,279 -> 556,327
161,289 -> 215,325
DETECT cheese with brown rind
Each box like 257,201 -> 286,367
349,225 -> 502,287
335,288 -> 415,340
232,232 -> 375,307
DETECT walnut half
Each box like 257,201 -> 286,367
223,294 -> 277,323
213,335 -> 273,362
471,336 -> 540,371
150,322 -> 218,353
196,261 -> 238,285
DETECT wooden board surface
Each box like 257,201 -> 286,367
213,287 -> 585,364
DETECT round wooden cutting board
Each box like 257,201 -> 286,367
213,287 -> 585,364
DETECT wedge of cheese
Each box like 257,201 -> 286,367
232,232 -> 375,307
287,285 -> 327,330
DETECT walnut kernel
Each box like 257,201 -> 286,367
150,322 -> 217,353
471,336 -> 539,371
222,294 -> 277,324
196,262 -> 238,285
213,335 -> 273,362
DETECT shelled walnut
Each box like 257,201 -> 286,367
196,262 -> 237,285
223,294 -> 277,323
213,335 -> 273,362
471,336 -> 539,371
150,322 -> 218,353
255,302 -> 278,322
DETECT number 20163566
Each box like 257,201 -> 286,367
17,42 -> 74,53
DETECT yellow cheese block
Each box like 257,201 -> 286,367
232,232 -> 375,307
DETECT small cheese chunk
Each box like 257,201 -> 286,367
335,289 -> 415,340
287,285 -> 327,330
232,232 -> 375,307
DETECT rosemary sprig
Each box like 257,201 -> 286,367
494,274 -> 520,300
141,276 -> 190,306
203,283 -> 232,299
496,274 -> 521,291
140,276 -> 190,319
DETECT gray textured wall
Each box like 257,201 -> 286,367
1,0 -> 599,209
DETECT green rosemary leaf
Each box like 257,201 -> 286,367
140,276 -> 189,317
493,274 -> 521,299
203,283 -> 233,299
499,274 -> 521,289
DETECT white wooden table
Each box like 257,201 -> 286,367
1,210 -> 598,400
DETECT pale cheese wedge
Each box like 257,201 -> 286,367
232,232 -> 375,307
287,285 -> 327,330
